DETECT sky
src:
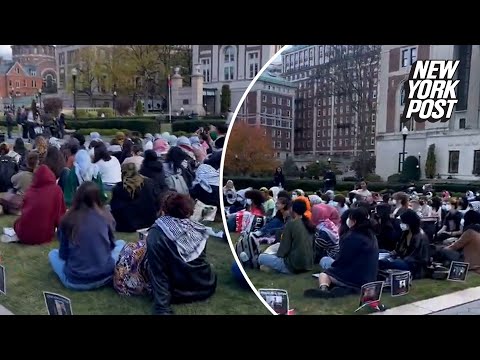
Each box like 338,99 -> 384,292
0,45 -> 11,59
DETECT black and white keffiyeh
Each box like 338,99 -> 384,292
155,216 -> 208,263
192,164 -> 219,193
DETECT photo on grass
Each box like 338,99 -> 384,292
43,292 -> 73,315
448,262 -> 469,282
390,271 -> 411,297
356,281 -> 384,312
258,289 -> 289,315
0,264 -> 5,295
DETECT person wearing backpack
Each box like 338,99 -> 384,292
147,192 -> 217,314
0,143 -> 19,193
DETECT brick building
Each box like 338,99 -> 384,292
236,71 -> 296,160
376,45 -> 480,181
11,45 -> 57,94
281,45 -> 379,161
192,45 -> 283,114
0,58 -> 43,104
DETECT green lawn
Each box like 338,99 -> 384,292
0,216 -> 268,315
232,235 -> 480,315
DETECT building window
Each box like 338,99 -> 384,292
272,129 -> 276,137
339,139 -> 343,146
457,45 -> 472,111
474,150 -> 480,174
262,95 -> 267,102
327,140 -> 331,147
286,142 -> 290,149
277,130 -> 282,137
459,118 -> 466,129
400,83 -> 406,106
371,126 -> 375,134
448,151 -> 460,173
276,141 -> 282,149
278,98 -> 283,106
272,108 -> 276,115
223,46 -> 236,81
278,109 -> 282,117
183,99 -> 189,105
372,113 -> 376,123
345,139 -> 349,146
287,110 -> 291,117
371,138 -> 375,145
272,96 -> 276,104
16,81 -> 20,87
200,58 -> 211,83
287,99 -> 291,106
401,47 -> 417,67
23,80 -> 27,87
262,106 -> 267,113
247,51 -> 260,79
286,132 -> 291,139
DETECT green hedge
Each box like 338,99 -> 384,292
67,117 -> 158,135
224,177 -> 480,194
76,128 -> 132,136
172,119 -> 226,133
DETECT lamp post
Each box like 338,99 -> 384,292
71,68 -> 78,120
328,157 -> 332,166
417,152 -> 421,175
401,126 -> 409,171
38,88 -> 42,109
112,87 -> 117,116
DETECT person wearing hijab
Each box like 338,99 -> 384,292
144,133 -> 154,151
14,165 -> 67,245
308,194 -> 322,206
189,136 -> 207,163
177,136 -> 195,160
89,132 -> 102,143
153,138 -> 170,160
115,132 -> 126,147
146,192 -> 217,314
312,204 -> 340,269
64,149 -> 107,207
110,163 -> 159,233
190,163 -> 220,208
122,144 -> 144,171
168,135 -> 178,147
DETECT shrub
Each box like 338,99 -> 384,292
282,157 -> 298,177
221,84 -> 231,113
43,97 -> 63,116
172,131 -> 189,137
172,119 -> 226,133
365,173 -> 382,182
402,156 -> 420,182
342,176 -> 357,182
116,96 -> 132,116
66,117 -> 158,135
76,109 -> 98,118
135,100 -> 143,116
96,108 -> 114,118
76,128 -> 131,136
425,144 -> 436,179
387,173 -> 403,183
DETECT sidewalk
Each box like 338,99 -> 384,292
372,286 -> 480,315
0,304 -> 13,315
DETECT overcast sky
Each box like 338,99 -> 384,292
0,45 -> 11,58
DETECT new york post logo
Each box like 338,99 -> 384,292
402,60 -> 460,124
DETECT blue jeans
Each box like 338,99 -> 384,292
378,257 -> 410,271
258,253 -> 291,274
320,256 -> 335,270
48,240 -> 126,291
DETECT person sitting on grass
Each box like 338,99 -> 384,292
64,149 -> 107,207
304,207 -> 378,298
139,150 -> 168,195
110,163 -> 159,233
0,152 -> 39,215
122,144 -> 144,171
333,194 -> 349,217
435,210 -> 480,270
254,196 -> 292,238
379,209 -> 430,279
392,192 -> 410,218
374,203 -> 402,251
260,187 -> 276,218
14,165 -> 66,245
189,163 -> 220,208
436,198 -> 463,244
7,138 -> 26,165
257,199 -> 315,274
43,146 -> 70,191
146,192 -> 217,315
48,181 -> 126,290
311,204 -> 340,270
64,137 -> 80,169
295,194 -> 312,221
93,142 -> 122,191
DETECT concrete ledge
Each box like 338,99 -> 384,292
372,286 -> 480,315
0,304 -> 13,315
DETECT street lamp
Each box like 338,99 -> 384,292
38,88 -> 42,109
401,126 -> 409,171
71,68 -> 78,120
112,89 -> 117,116
328,157 -> 332,166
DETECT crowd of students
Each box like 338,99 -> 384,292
0,123 -> 228,314
227,174 -> 480,299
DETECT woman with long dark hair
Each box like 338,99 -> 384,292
305,207 -> 379,298
258,199 -> 315,274
48,181 -> 126,290
43,146 -> 70,192
8,138 -> 26,165
375,203 -> 402,251
93,142 -> 121,190
273,167 -> 285,188
139,150 -> 168,195
379,209 -> 430,279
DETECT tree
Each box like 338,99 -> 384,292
351,153 -> 376,180
74,47 -> 102,106
224,121 -> 278,176
402,156 -> 420,181
43,97 -> 63,116
425,144 -> 436,179
282,157 -> 298,177
326,45 -> 381,179
221,85 -> 231,113
115,96 -> 131,116
135,100 -> 144,116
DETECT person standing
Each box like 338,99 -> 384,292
273,167 -> 285,189
58,113 -> 66,139
5,111 -> 14,139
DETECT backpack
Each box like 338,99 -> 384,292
0,156 -> 18,193
113,240 -> 151,296
165,172 -> 190,194
235,214 -> 266,269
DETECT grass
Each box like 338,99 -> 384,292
232,234 -> 480,315
0,216 -> 268,315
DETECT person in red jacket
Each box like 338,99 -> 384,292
14,165 -> 67,245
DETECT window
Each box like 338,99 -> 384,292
286,142 -> 290,149
272,129 -> 276,137
448,151 -> 460,173
401,47 -> 417,67
278,98 -> 282,105
371,138 -> 375,145
23,79 -> 27,87
15,67 -> 20,74
277,130 -> 282,137
262,95 -> 267,102
262,106 -> 267,113
286,132 -> 291,139
223,46 -> 235,81
287,99 -> 291,106
287,110 -> 291,117
200,58 -> 211,83
400,83 -> 406,106
272,96 -> 276,104
276,141 -> 282,149
457,45 -> 472,111
327,140 -> 331,147
346,128 -> 349,135
339,139 -> 343,146
8,80 -> 12,87
16,81 -> 20,87
59,53 -> 65,65
272,108 -> 277,115
346,105 -> 350,112
340,107 -> 343,114
373,89 -> 377,99
474,150 -> 480,174
372,113 -> 376,123
345,139 -> 349,146
183,99 -> 189,105
322,129 -> 326,136
322,140 -> 326,147
459,118 -> 466,129
371,126 -> 375,134
247,51 -> 260,79
318,110 -> 322,116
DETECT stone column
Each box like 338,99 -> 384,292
191,64 -> 206,116
467,45 -> 480,129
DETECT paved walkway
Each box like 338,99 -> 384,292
0,304 -> 13,315
431,299 -> 480,315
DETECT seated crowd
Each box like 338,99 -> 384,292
0,124 -> 228,314
227,178 -> 480,298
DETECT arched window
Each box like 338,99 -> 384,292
223,46 -> 236,81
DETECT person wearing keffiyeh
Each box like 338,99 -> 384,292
146,192 -> 217,315
190,163 -> 220,208
311,204 -> 341,270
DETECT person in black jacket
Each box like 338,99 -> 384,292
139,150 -> 168,195
374,203 -> 402,251
379,209 -> 430,279
110,163 -> 159,233
273,167 -> 285,188
6,111 -> 14,139
146,192 -> 217,315
304,207 -> 379,298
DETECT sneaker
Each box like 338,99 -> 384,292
259,265 -> 273,273
1,234 -> 18,243
304,286 -> 335,299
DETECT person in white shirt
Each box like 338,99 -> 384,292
355,181 -> 372,199
144,133 -> 154,151
122,144 -> 144,171
93,142 -> 121,190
